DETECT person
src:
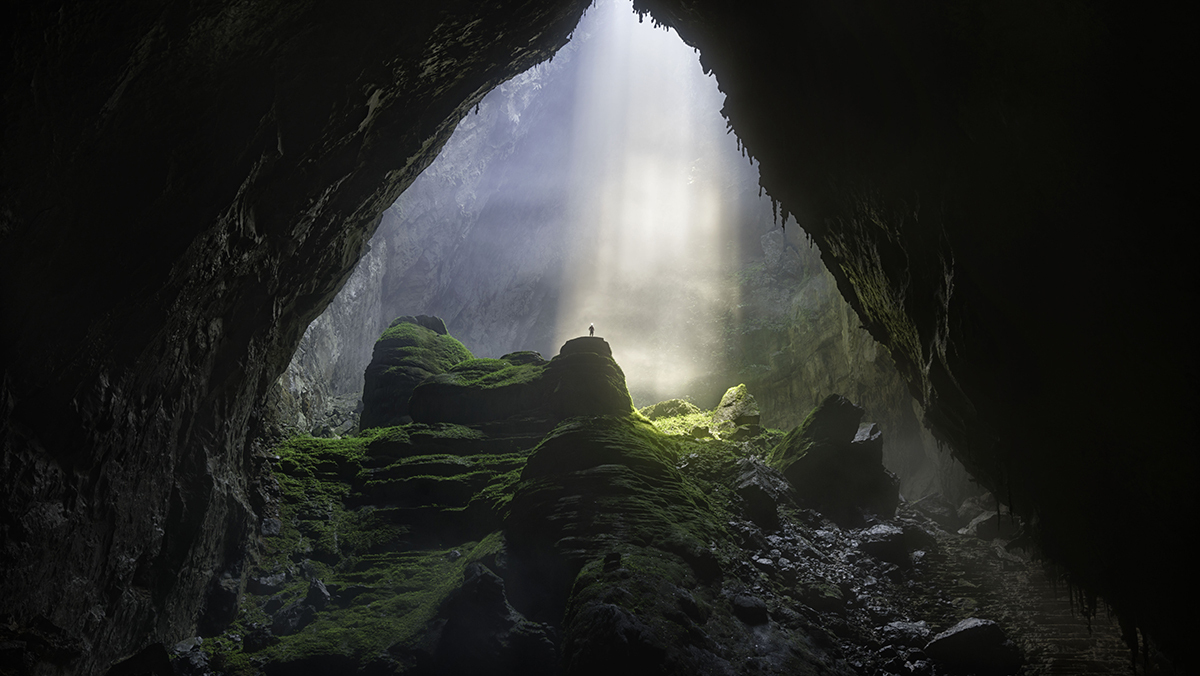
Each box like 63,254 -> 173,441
589,323 -> 595,337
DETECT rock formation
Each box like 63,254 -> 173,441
182,341 -> 1126,675
359,316 -> 473,430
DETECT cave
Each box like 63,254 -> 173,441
1,1 -> 1194,675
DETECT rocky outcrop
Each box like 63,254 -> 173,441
637,0 -> 1196,661
192,344 -> 1132,675
409,337 -> 634,427
768,394 -> 901,524
359,316 -> 473,430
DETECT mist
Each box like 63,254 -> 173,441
369,0 -> 784,406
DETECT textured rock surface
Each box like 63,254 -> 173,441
635,0 -> 1197,661
768,395 -> 901,524
359,316 -> 473,430
194,345 -> 1135,675
409,337 -> 633,427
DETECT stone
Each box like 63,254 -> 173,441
304,579 -> 331,609
857,524 -> 908,566
711,384 -> 761,432
271,601 -> 317,637
247,571 -> 286,595
242,624 -> 278,654
409,338 -> 633,426
924,618 -> 1022,675
910,493 -> 961,531
880,620 -> 932,648
731,594 -> 769,625
767,395 -> 900,523
959,510 -> 1022,541
733,458 -> 794,531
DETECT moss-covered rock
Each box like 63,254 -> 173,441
768,394 -> 899,523
639,398 -> 702,420
360,316 -> 474,430
409,338 -> 633,427
710,384 -> 762,439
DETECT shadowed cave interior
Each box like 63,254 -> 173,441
0,1 -> 1195,675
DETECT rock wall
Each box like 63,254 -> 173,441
634,0 -> 1197,661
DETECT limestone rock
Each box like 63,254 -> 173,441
359,316 -> 474,430
734,458 -> 794,531
711,384 -> 761,438
767,394 -> 900,523
924,618 -> 1022,675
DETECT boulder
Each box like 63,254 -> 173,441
731,593 -> 769,625
857,523 -> 908,566
924,618 -> 1023,675
711,384 -> 761,437
767,395 -> 900,523
433,563 -> 558,676
359,316 -> 474,430
911,493 -> 962,531
734,459 -> 794,531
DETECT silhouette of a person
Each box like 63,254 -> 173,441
589,323 -> 595,337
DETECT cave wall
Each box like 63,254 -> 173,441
0,1 -> 591,672
1,0 -> 1195,671
632,0 -> 1197,659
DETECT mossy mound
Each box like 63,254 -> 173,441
639,398 -> 702,420
767,394 -> 899,523
359,316 -> 474,431
408,338 -> 633,427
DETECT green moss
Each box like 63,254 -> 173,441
647,410 -> 714,436
441,357 -> 545,390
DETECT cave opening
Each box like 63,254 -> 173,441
279,0 -> 956,498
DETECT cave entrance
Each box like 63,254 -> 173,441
284,0 -> 955,503
310,0 -> 811,409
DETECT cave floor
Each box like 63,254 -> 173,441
903,508 -> 1133,675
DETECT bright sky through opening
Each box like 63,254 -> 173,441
554,0 -> 744,404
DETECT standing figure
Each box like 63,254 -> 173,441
589,323 -> 595,337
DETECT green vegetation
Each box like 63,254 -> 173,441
204,423 -> 536,674
361,319 -> 475,430
647,409 -> 714,436
209,359 -> 800,674
440,357 -> 545,389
